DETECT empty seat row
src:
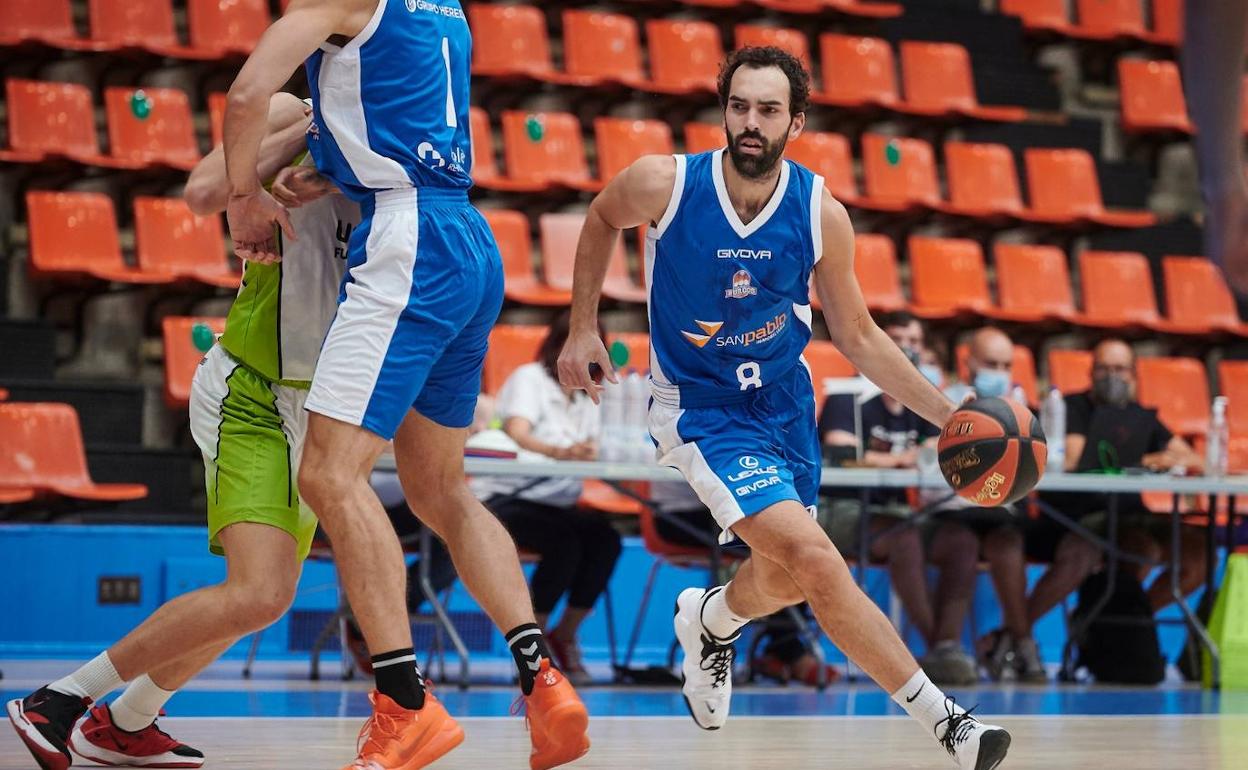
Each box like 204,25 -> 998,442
1000,0 -> 1183,45
1118,59 -> 1248,137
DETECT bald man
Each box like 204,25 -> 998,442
1026,339 -> 1207,632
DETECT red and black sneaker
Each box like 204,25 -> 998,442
69,703 -> 205,768
6,686 -> 91,770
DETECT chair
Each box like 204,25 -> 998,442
852,234 -> 906,313
207,92 -> 227,147
162,316 -> 225,408
804,339 -> 857,414
483,324 -> 548,394
683,122 -> 725,155
899,42 -> 1027,122
471,108 -> 547,193
1022,148 -> 1156,227
784,131 -> 859,205
955,344 -> 1040,407
500,111 -> 596,192
0,0 -> 106,49
814,34 -> 900,109
1145,0 -> 1185,45
824,0 -> 904,17
103,86 -> 200,171
561,9 -> 646,88
540,213 -> 645,303
1160,255 -> 1248,335
86,0 -> 208,58
1072,0 -> 1147,40
1,79 -> 106,164
607,331 -> 651,374
860,134 -> 941,212
645,19 -> 723,95
482,208 -> 570,306
26,191 -> 173,284
1076,250 -> 1163,330
734,25 -> 812,72
1136,357 -> 1211,436
467,3 -> 559,81
186,0 -> 270,56
1217,360 -> 1248,437
1119,59 -> 1192,134
594,117 -> 674,187
1048,349 -> 1094,396
0,487 -> 35,504
907,236 -> 993,319
992,243 -> 1077,322
999,0 -> 1074,34
133,197 -> 239,288
940,141 -> 1026,219
0,402 -> 148,500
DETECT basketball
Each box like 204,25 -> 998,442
937,397 -> 1047,506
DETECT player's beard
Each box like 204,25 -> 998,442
726,126 -> 788,180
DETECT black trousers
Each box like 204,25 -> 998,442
487,496 -> 623,615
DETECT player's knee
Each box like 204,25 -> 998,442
781,537 -> 848,587
223,580 -> 296,632
297,462 -> 354,513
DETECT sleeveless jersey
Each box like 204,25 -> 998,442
304,0 -> 473,201
646,149 -> 824,408
219,157 -> 360,385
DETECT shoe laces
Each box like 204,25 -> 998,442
934,697 -> 980,756
354,710 -> 412,759
698,634 -> 735,689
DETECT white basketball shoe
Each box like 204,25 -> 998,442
936,698 -> 1012,770
673,587 -> 738,730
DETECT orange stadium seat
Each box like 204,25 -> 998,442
207,92 -> 227,147
1217,360 -> 1248,436
0,402 -> 148,500
186,0 -> 270,56
804,340 -> 857,413
861,133 -> 941,212
0,0 -> 107,49
500,111 -> 596,192
467,3 -> 559,81
1160,256 -> 1248,335
852,234 -> 906,313
1119,59 -> 1192,134
825,0 -> 904,17
1022,148 -> 1156,227
1048,349 -> 1094,396
1136,356 -> 1211,436
561,9 -> 646,88
899,42 -> 1027,122
1147,0 -> 1185,45
645,19 -> 723,95
784,131 -> 859,204
1,79 -> 106,164
815,34 -> 900,109
999,0 -> 1074,34
484,324 -> 548,394
941,141 -> 1026,219
907,236 -> 994,319
162,316 -> 225,409
541,213 -> 645,303
684,122 -> 725,154
1072,0 -> 1147,40
133,197 -> 239,288
86,0 -> 211,58
483,208 -> 570,306
992,243 -> 1077,323
26,191 -> 173,284
734,25 -> 812,72
1077,250 -> 1164,330
103,87 -> 200,171
753,0 -> 824,12
607,331 -> 651,374
956,343 -> 1039,407
594,117 -> 674,186
471,108 -> 548,192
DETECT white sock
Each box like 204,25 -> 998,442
699,584 -> 749,641
891,668 -> 965,741
48,652 -> 124,702
110,675 -> 176,732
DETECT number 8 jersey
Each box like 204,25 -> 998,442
304,0 -> 472,200
646,149 -> 824,409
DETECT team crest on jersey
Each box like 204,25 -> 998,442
405,0 -> 417,11
681,320 -> 723,349
724,270 -> 758,299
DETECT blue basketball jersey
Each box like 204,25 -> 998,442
646,150 -> 824,409
305,0 -> 473,201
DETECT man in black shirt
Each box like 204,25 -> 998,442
1026,339 -> 1207,626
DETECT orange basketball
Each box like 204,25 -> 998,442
937,397 -> 1047,506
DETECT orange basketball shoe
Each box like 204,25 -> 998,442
341,691 -> 464,770
521,659 -> 590,770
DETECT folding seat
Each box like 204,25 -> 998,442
1136,356 -> 1211,436
467,3 -> 560,81
0,0 -> 106,49
1159,256 -> 1248,335
133,197 -> 239,288
899,42 -> 1027,122
594,117 -> 674,187
207,92 -> 227,147
499,111 -> 596,192
162,316 -> 225,408
955,344 -> 1039,407
483,324 -> 548,394
0,402 -> 148,500
26,191 -> 173,284
186,0 -> 270,56
683,122 -> 725,155
607,331 -> 651,374
999,0 -> 1075,34
1071,0 -> 1147,41
783,130 -> 860,205
1,80 -> 106,164
852,234 -> 906,312
1145,0 -> 1185,45
1047,349 -> 1094,396
1076,250 -> 1163,330
1217,360 -> 1248,436
645,19 -> 723,95
561,9 -> 646,88
753,0 -> 824,12
103,86 -> 200,171
823,0 -> 904,17
734,25 -> 812,73
1118,59 -> 1193,134
804,340 -> 857,413
940,141 -> 1027,220
541,213 -> 645,303
482,208 -> 570,306
992,243 -> 1077,322
907,236 -> 994,319
471,108 -> 548,193
86,0 -> 210,58
815,34 -> 900,110
1021,148 -> 1156,227
860,133 -> 941,212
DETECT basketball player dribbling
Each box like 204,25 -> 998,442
559,47 -> 1013,770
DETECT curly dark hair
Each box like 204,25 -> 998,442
717,46 -> 811,117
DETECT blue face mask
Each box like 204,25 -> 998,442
919,363 -> 943,388
973,369 -> 1011,399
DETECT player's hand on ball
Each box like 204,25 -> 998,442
557,327 -> 618,404
227,189 -> 295,264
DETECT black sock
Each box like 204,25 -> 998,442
371,648 -> 426,710
506,623 -> 552,695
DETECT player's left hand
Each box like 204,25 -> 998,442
271,166 -> 336,208
558,327 -> 618,404
227,189 -> 295,264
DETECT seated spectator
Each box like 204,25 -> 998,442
472,311 -> 623,686
1025,339 -> 1208,637
821,311 -> 980,685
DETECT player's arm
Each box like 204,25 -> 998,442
558,154 -> 675,401
184,93 -> 310,215
812,188 -> 956,429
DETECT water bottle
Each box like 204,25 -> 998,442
1207,396 -> 1229,478
599,378 -> 625,463
1041,387 -> 1066,472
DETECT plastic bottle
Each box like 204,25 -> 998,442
599,378 -> 625,463
1041,387 -> 1066,472
1207,396 -> 1230,478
